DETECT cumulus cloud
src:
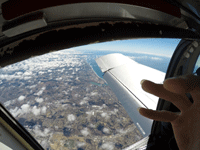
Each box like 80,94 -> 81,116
56,77 -> 62,80
10,104 -> 30,117
117,129 -> 127,134
74,94 -> 79,97
81,128 -> 90,136
10,104 -> 46,117
90,92 -> 98,96
75,68 -> 79,72
114,108 -> 118,113
16,72 -> 23,75
23,76 -> 31,80
89,124 -> 95,128
76,142 -> 85,148
23,71 -> 32,76
32,125 -> 50,137
39,71 -> 45,75
68,114 -> 76,122
103,128 -> 110,134
35,87 -> 45,96
101,142 -> 114,150
40,140 -> 49,149
41,106 -> 47,114
79,98 -> 88,105
86,111 -> 94,118
101,112 -> 109,119
4,100 -> 12,107
10,107 -> 21,117
18,95 -> 25,101
35,97 -> 44,103
28,85 -> 37,89
21,104 -> 30,113
83,97 -> 89,100
32,106 -> 41,116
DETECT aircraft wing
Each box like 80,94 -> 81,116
95,53 -> 166,137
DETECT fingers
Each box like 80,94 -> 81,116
190,89 -> 200,104
138,108 -> 179,122
141,80 -> 192,112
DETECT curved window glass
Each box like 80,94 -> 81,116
0,38 -> 181,150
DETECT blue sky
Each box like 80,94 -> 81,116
73,38 -> 181,58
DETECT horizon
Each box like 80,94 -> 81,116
72,38 -> 181,58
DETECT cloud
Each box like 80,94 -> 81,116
16,72 -> 23,75
10,107 -> 21,117
28,85 -> 37,89
10,104 -> 30,117
34,87 -> 46,96
41,106 -> 47,114
129,55 -> 162,61
68,114 -> 76,122
103,128 -> 110,134
90,92 -> 98,96
32,106 -> 41,116
32,125 -> 51,137
0,49 -> 83,81
133,51 -> 171,58
83,97 -> 89,100
18,95 -> 25,101
40,140 -> 49,149
101,112 -> 109,119
86,111 -> 94,118
74,94 -> 79,97
75,68 -> 79,72
39,71 -> 45,75
23,71 -> 32,76
23,76 -> 31,80
4,100 -> 12,107
101,142 -> 114,150
10,104 -> 46,117
79,98 -> 88,105
76,142 -> 86,148
89,124 -> 95,128
56,77 -> 62,80
117,129 -> 127,134
150,57 -> 162,60
81,128 -> 90,136
21,104 -> 30,113
35,97 -> 44,103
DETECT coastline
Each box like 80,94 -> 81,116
86,60 -> 107,85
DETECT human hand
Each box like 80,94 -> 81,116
138,74 -> 200,150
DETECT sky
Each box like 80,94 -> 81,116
73,38 -> 181,58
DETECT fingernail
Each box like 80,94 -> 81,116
137,107 -> 142,112
140,79 -> 146,85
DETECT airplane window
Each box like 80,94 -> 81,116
0,38 -> 181,150
193,55 -> 200,75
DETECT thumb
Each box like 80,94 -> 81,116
138,108 -> 179,122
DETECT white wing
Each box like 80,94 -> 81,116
96,53 -> 166,137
